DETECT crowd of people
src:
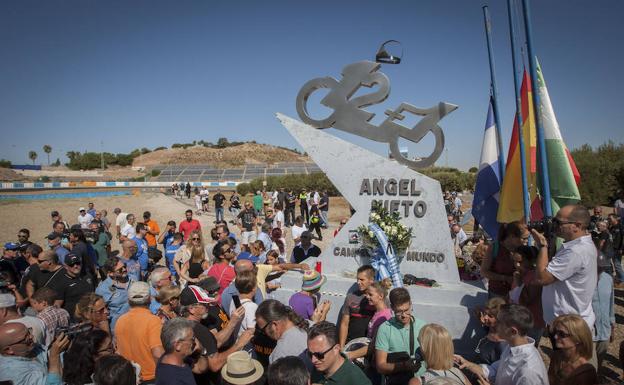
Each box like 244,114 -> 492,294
0,189 -> 623,385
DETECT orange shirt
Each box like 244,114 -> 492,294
115,307 -> 163,381
144,219 -> 160,247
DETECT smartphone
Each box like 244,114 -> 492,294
232,295 -> 242,309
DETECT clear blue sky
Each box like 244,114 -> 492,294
1,0 -> 622,170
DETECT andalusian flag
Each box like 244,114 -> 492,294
535,60 -> 581,214
497,71 -> 539,223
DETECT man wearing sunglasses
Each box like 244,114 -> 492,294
0,321 -> 70,385
308,321 -> 371,385
96,256 -> 131,332
531,205 -> 598,333
47,254 -> 95,322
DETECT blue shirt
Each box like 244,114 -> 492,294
0,344 -> 61,385
87,208 -> 96,217
165,243 -> 181,276
53,244 -> 70,265
221,281 -> 264,314
95,277 -> 131,332
149,286 -> 161,314
162,232 -> 174,249
592,271 -> 615,341
121,258 -> 141,282
132,236 -> 149,273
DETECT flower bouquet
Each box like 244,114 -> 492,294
357,201 -> 413,258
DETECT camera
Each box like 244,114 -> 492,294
55,323 -> 93,339
527,218 -> 553,235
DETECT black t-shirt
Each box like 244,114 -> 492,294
155,362 -> 197,385
320,195 -> 329,212
47,269 -> 95,320
292,244 -> 322,264
474,336 -> 505,365
342,291 -> 376,342
213,193 -> 226,209
286,193 -> 296,208
199,304 -> 236,350
230,195 -> 241,209
238,209 -> 257,231
192,323 -> 219,385
253,328 -> 277,369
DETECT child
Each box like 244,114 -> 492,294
31,287 -> 69,346
509,245 -> 544,345
165,232 -> 184,278
265,250 -> 283,297
194,192 -> 203,215
288,270 -> 326,320
230,270 -> 258,337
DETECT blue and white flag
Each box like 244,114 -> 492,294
472,98 -> 502,239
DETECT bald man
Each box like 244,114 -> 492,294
0,322 -> 68,385
119,239 -> 141,281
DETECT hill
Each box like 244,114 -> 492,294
132,143 -> 310,168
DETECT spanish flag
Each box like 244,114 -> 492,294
497,71 -> 539,223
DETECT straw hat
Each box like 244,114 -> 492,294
301,270 -> 327,292
221,351 -> 264,385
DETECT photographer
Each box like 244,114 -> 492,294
374,288 -> 426,384
531,205 -> 597,333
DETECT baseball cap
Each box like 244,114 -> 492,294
65,254 -> 81,266
79,207 -> 86,212
45,232 -> 61,240
0,293 -> 16,308
180,285 -> 214,306
3,242 -> 20,251
128,281 -> 151,303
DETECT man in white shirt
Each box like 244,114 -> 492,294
273,203 -> 285,231
291,216 -> 307,246
120,213 -> 137,242
457,304 -> 548,385
77,207 -> 93,229
531,205 -> 597,330
114,208 -> 128,240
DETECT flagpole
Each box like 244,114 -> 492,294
507,0 -> 531,223
521,0 -> 553,217
482,6 -> 506,180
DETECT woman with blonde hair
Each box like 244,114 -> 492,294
473,297 -> 507,365
409,323 -> 471,385
176,229 -> 210,285
74,293 -> 110,334
155,285 -> 181,323
548,314 -> 597,385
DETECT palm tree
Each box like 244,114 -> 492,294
43,145 -> 52,165
28,151 -> 38,165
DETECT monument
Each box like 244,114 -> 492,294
273,59 -> 486,352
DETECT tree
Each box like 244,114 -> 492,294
43,145 -> 52,165
28,151 -> 37,165
217,137 -> 229,148
468,166 -> 478,173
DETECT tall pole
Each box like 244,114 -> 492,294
482,6 -> 506,180
521,0 -> 552,217
507,0 -> 531,223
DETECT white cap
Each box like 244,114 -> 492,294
0,293 -> 16,308
79,207 -> 86,211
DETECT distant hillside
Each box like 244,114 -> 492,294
133,143 -> 310,168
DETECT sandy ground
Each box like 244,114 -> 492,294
0,191 -> 621,382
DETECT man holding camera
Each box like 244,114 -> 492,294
374,287 -> 426,383
531,204 -> 598,332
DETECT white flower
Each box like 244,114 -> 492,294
391,228 -> 398,235
380,222 -> 386,228
369,231 -> 374,238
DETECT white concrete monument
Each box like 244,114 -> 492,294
273,60 -> 487,352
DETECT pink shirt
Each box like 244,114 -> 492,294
206,263 -> 235,298
178,219 -> 201,240
368,308 -> 392,338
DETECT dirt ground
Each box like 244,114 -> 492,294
0,191 -> 621,382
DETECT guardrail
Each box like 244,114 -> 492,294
0,181 -> 241,190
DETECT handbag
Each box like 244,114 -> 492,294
385,318 -> 417,385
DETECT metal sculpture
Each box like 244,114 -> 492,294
295,60 -> 457,169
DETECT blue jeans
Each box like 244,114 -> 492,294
216,207 -> 224,223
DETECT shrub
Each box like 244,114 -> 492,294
0,159 -> 11,168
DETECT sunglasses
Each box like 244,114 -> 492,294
306,344 -> 336,360
552,218 -> 577,226
192,237 -> 201,241
67,262 -> 82,267
37,259 -> 50,264
553,329 -> 571,339
256,321 -> 273,335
